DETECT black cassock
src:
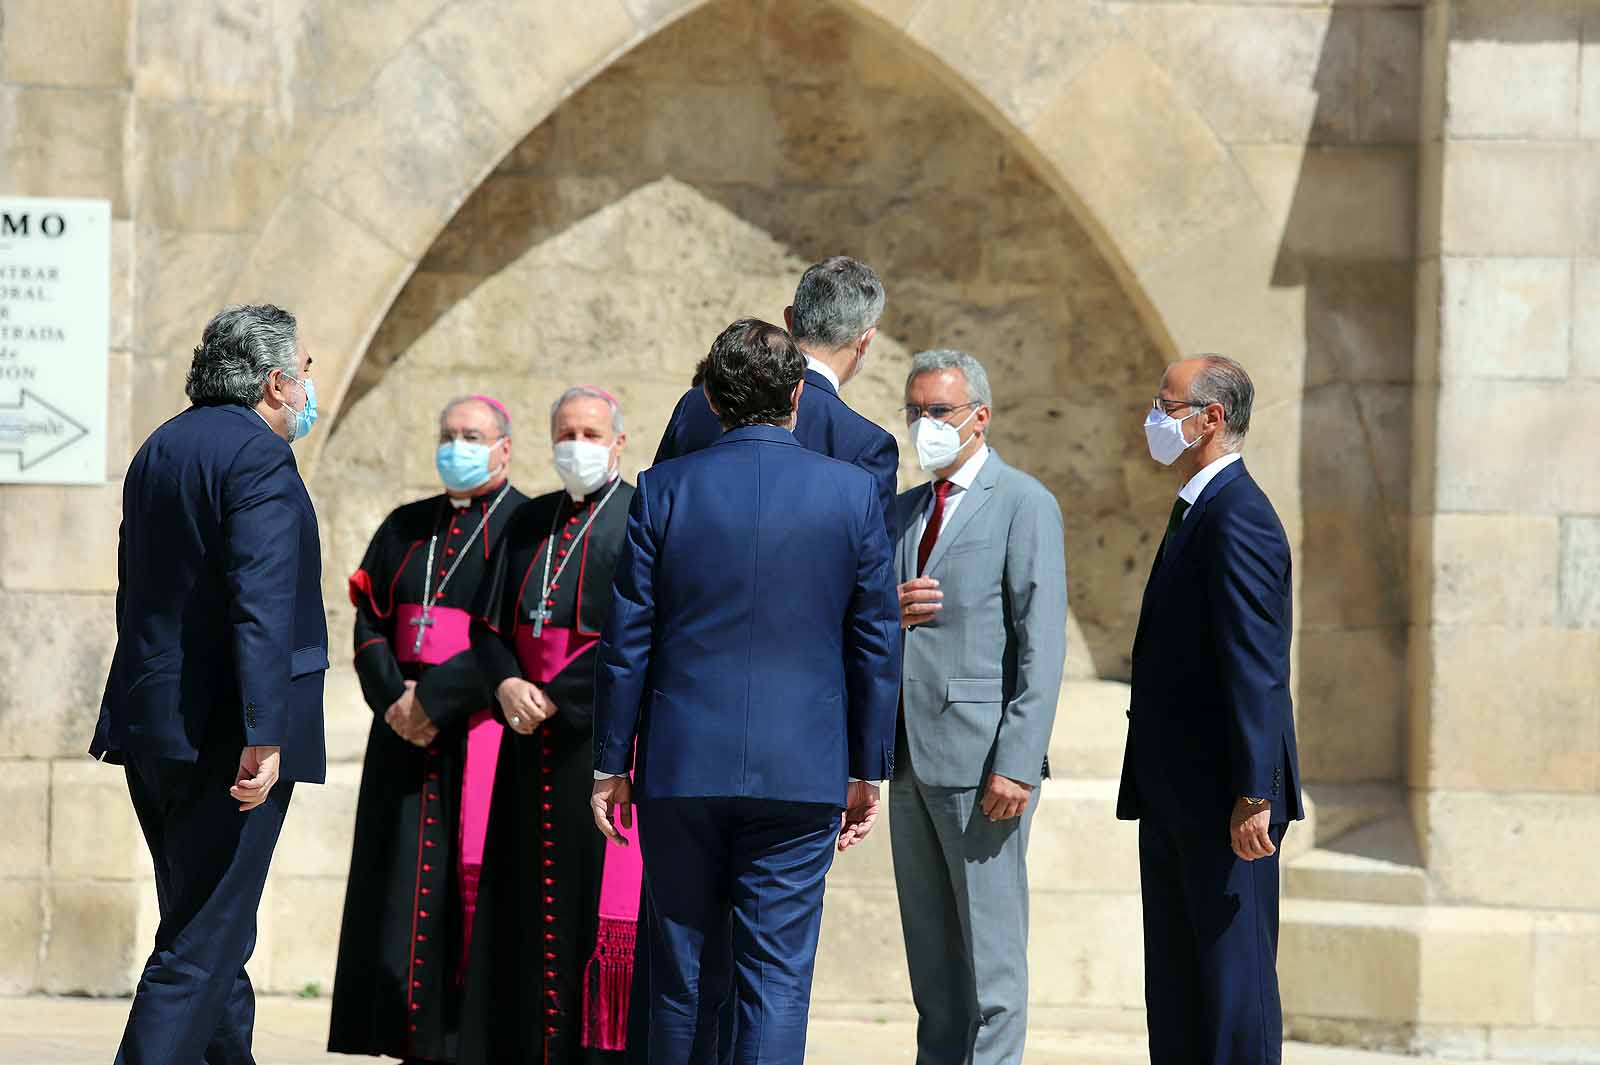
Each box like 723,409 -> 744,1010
459,479 -> 638,1065
329,484 -> 526,1064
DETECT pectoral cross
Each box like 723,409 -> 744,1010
529,604 -> 554,638
409,611 -> 435,654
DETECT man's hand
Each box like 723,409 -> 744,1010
231,745 -> 281,812
497,677 -> 555,735
897,577 -> 943,628
591,776 -> 633,845
1230,797 -> 1275,860
979,773 -> 1032,822
838,780 -> 881,851
384,681 -> 438,747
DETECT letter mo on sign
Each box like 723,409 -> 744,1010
0,213 -> 67,239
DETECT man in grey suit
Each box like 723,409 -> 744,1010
890,348 -> 1068,1065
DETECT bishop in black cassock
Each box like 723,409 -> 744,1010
329,396 -> 525,1065
459,386 -> 641,1065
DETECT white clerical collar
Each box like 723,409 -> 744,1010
941,443 -> 990,493
448,495 -> 473,509
804,356 -> 840,392
1178,452 -> 1242,508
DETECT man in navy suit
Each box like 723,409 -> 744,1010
593,319 -> 899,1065
653,255 -> 898,541
93,304 -> 329,1065
1117,354 -> 1304,1065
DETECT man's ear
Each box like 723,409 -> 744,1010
857,325 -> 877,356
783,305 -> 796,333
791,378 -> 806,411
702,383 -> 721,417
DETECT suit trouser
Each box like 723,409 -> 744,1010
1137,815 -> 1288,1065
889,761 -> 1037,1065
117,750 -> 293,1065
637,797 -> 839,1065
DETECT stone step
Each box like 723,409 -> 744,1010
1287,814 -> 1428,906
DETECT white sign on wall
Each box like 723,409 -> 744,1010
0,196 -> 110,484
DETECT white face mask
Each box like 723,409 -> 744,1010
553,440 -> 614,498
1144,407 -> 1202,467
911,407 -> 979,472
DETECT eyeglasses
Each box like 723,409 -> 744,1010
901,401 -> 978,422
1151,395 -> 1202,416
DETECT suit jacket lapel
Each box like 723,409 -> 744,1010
899,483 -> 931,584
923,451 -> 1001,576
1155,459 -> 1250,578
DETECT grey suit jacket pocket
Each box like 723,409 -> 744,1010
946,677 -> 1004,703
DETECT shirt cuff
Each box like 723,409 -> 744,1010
594,770 -> 620,780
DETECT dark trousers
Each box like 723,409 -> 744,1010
116,750 -> 293,1065
637,797 -> 839,1065
1138,816 -> 1288,1065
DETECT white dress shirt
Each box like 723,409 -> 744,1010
1177,452 -> 1242,516
915,443 -> 991,545
805,355 -> 841,392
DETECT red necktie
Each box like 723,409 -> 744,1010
917,480 -> 955,576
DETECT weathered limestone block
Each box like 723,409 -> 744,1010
1028,780 -> 1140,895
1446,0 -> 1581,140
1584,7 -> 1600,141
1361,9 -> 1423,144
51,758 -> 148,880
1560,517 -> 1600,631
1417,905 -> 1535,1026
136,105 -> 328,235
908,0 -> 1119,128
1423,791 -> 1600,909
275,0 -> 451,112
0,483 -> 122,593
0,761 -> 50,879
1117,4 -> 1357,145
311,45 -> 509,261
0,593 -> 116,760
1280,899 -> 1421,1022
415,1 -> 560,135
271,762 -> 361,879
813,884 -> 909,1003
0,883 -> 44,993
1532,912 -> 1600,1027
1442,142 -> 1579,257
0,89 -> 130,217
263,875 -> 346,994
134,0 -> 279,105
1297,627 -> 1407,784
1421,627 -> 1599,794
1028,892 -> 1145,1009
1441,257 -> 1572,380
1435,380 -> 1600,514
1029,39 -> 1255,273
1421,514 -> 1559,630
3,0 -> 131,88
41,879 -> 156,995
1576,259 -> 1600,379
135,229 -> 251,362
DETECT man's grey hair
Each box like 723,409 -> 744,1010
906,348 -> 994,422
1183,354 -> 1254,451
439,396 -> 512,438
184,304 -> 299,407
790,256 -> 886,349
549,386 -> 624,438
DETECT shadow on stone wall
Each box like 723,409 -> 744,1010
1271,0 -> 1420,788
326,0 -> 1169,683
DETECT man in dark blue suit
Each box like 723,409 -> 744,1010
1117,355 -> 1304,1065
93,304 -> 329,1065
593,319 -> 900,1065
648,256 -> 898,1064
653,255 -> 898,541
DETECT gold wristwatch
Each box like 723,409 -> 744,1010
1241,796 -> 1268,807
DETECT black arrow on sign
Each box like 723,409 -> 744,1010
0,388 -> 90,471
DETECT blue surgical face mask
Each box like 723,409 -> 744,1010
281,374 -> 317,443
436,438 -> 505,494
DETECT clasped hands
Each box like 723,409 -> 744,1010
497,677 -> 559,734
384,680 -> 437,747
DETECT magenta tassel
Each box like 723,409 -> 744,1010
581,917 -> 637,1050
